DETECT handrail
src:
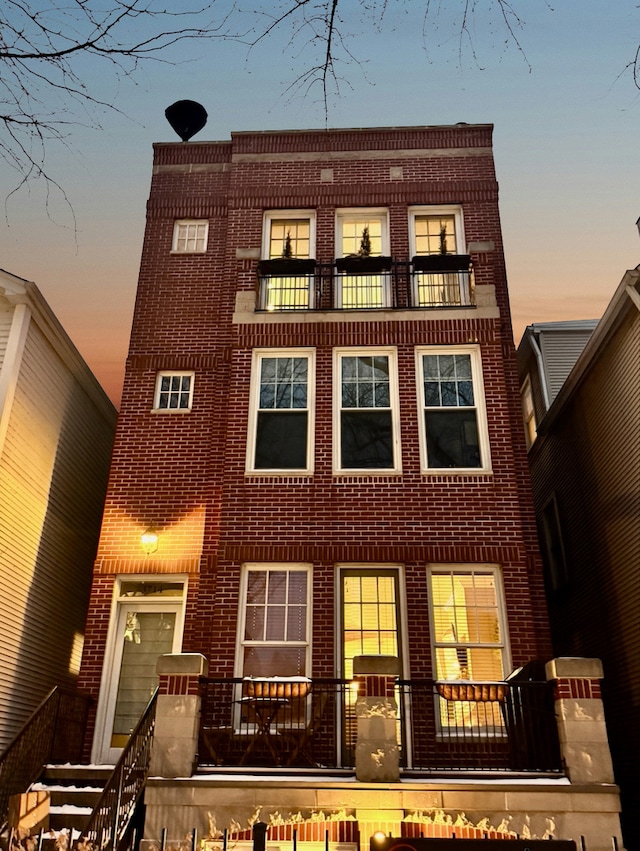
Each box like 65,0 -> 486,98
75,689 -> 158,851
0,687 -> 91,831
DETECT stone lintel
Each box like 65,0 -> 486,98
546,657 -> 604,681
157,653 -> 208,677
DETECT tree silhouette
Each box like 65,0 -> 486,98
2,0 -> 638,212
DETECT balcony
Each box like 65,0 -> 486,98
198,676 -> 562,774
256,258 -> 474,312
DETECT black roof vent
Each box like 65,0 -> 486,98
165,100 -> 208,142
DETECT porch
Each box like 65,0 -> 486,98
197,676 -> 562,775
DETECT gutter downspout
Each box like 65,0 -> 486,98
527,327 -> 551,413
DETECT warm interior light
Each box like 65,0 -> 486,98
141,527 -> 158,555
372,832 -> 387,845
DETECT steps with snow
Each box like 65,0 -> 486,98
31,764 -> 113,832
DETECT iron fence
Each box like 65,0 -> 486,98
398,679 -> 563,773
198,678 -> 354,769
199,677 -> 562,775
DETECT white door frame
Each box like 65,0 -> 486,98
91,579 -> 186,764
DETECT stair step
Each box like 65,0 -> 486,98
25,764 -> 114,833
49,805 -> 94,832
42,764 -> 114,784
31,783 -> 103,808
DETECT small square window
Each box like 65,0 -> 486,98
154,372 -> 194,411
172,220 -> 208,253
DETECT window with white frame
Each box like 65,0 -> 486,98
238,565 -> 311,678
416,347 -> 490,471
260,211 -> 316,311
263,212 -> 315,260
172,220 -> 208,253
337,210 -> 388,258
154,372 -> 194,411
334,349 -> 401,472
429,567 -> 508,684
247,350 -> 314,472
429,566 -> 509,729
410,208 -> 464,257
335,209 -> 390,308
409,207 -> 470,307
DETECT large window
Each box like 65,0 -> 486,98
409,207 -> 470,306
429,567 -> 508,684
416,346 -> 491,472
238,566 -> 310,678
335,209 -> 390,308
260,211 -> 316,311
247,350 -> 314,473
153,372 -> 194,411
334,349 -> 401,472
172,220 -> 208,253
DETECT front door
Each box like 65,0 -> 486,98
94,580 -> 185,763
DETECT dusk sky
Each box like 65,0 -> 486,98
1,0 -> 639,406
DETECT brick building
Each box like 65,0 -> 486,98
75,125 -> 622,848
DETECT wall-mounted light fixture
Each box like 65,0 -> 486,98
141,527 -> 159,555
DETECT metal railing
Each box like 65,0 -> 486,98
76,689 -> 158,851
199,678 -> 355,769
398,679 -> 563,773
0,687 -> 91,829
199,677 -> 562,775
256,261 -> 474,312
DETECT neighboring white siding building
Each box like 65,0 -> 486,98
0,268 -> 117,751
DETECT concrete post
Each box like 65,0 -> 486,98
545,657 -> 615,784
353,655 -> 400,782
149,653 -> 208,778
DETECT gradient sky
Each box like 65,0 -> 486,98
1,0 -> 638,406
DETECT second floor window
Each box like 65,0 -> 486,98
334,348 -> 400,472
416,347 -> 491,471
247,350 -> 314,473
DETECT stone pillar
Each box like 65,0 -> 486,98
353,655 -> 400,782
545,657 -> 615,784
149,653 -> 208,778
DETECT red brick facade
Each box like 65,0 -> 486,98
78,124 -> 551,752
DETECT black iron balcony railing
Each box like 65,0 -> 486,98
256,259 -> 474,313
198,677 -> 562,774
199,678 -> 355,770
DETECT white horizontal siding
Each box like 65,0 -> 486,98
0,307 -> 14,369
539,329 -> 594,403
0,318 -> 115,750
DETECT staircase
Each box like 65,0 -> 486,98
30,765 -> 113,834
